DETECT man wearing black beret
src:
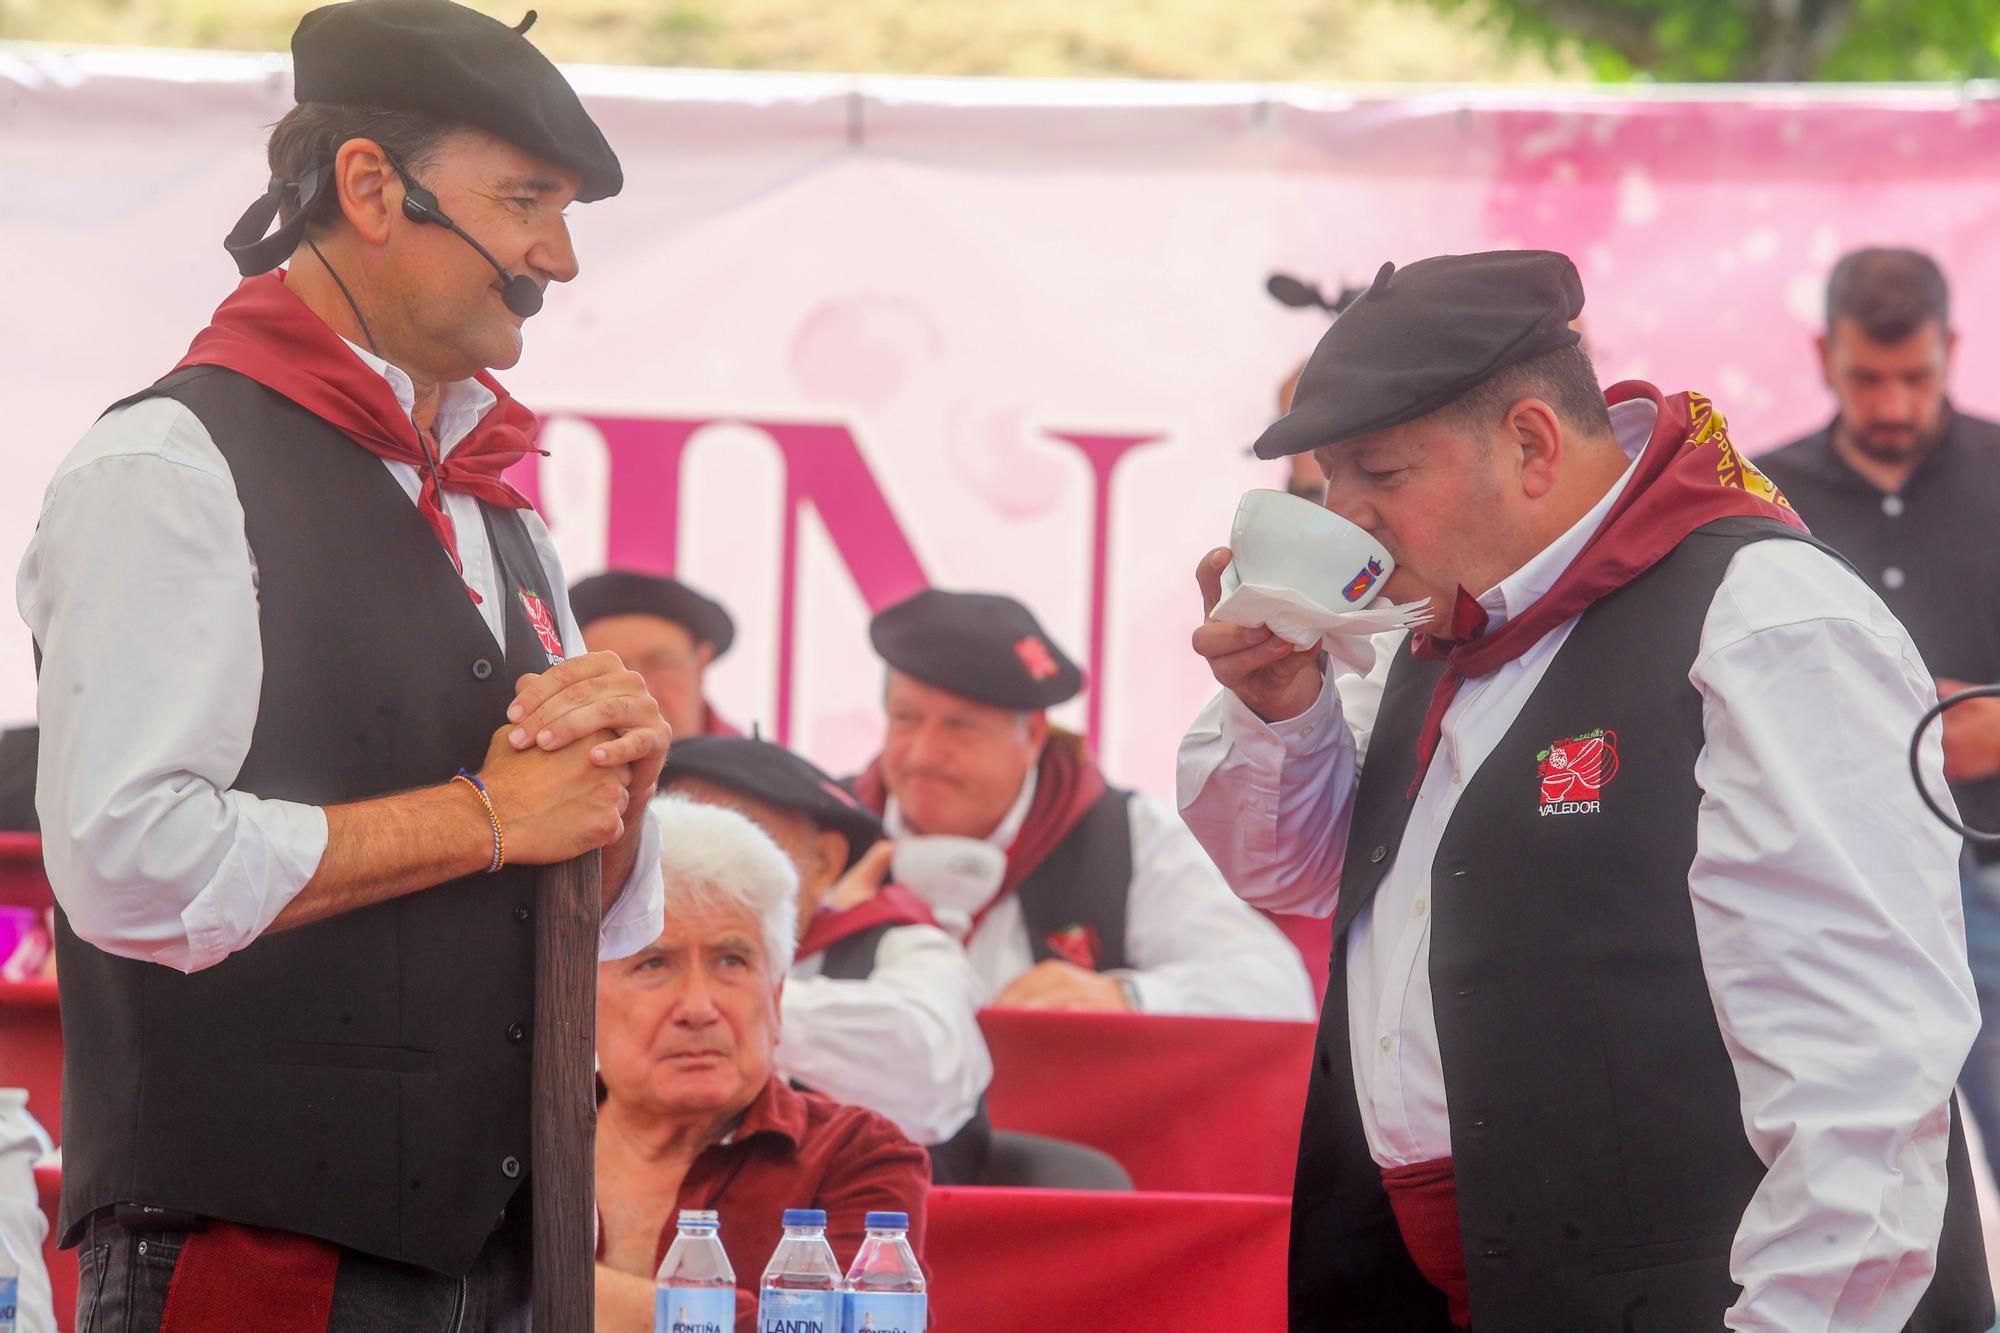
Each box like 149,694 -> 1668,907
1179,250 -> 1990,1329
18,1 -> 670,1325
851,589 -> 1314,1019
660,735 -> 994,1184
571,569 -> 742,741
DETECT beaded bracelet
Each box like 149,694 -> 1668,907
453,769 -> 505,874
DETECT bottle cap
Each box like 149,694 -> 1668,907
782,1208 -> 828,1228
863,1211 -> 909,1230
677,1209 -> 720,1227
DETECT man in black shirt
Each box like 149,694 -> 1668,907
1758,246 -> 2000,1176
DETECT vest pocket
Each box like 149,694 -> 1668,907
1589,1228 -> 1734,1274
266,1041 -> 438,1073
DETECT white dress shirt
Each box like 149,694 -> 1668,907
17,341 -> 664,973
887,769 -> 1316,1020
779,921 -> 994,1145
1178,396 -> 1978,1331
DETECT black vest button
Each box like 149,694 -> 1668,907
514,905 -> 530,923
1369,845 -> 1387,864
507,1022 -> 526,1044
472,658 -> 495,680
501,1155 -> 522,1179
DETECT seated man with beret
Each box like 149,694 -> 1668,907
571,569 -> 740,740
850,589 -> 1316,1018
665,735 -> 996,1185
595,798 -> 930,1331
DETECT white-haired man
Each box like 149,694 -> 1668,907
594,798 -> 930,1332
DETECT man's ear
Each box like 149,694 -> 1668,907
1815,331 -> 1835,392
1506,397 -> 1564,501
808,828 -> 849,895
695,641 -> 719,672
333,137 -> 399,247
1024,710 -> 1051,750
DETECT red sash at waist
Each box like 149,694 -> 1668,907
1380,1155 -> 1470,1327
160,1221 -> 339,1332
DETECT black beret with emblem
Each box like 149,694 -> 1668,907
870,589 -> 1083,711
1252,250 -> 1586,460
568,570 -> 735,657
663,736 -> 885,869
293,0 -> 622,200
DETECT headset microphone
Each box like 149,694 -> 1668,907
393,164 -> 545,318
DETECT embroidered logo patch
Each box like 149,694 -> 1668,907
1015,635 -> 1060,681
1537,729 -> 1618,816
1342,557 -> 1385,603
1044,923 -> 1102,970
518,587 -> 566,666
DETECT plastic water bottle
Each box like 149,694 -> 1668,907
654,1210 -> 735,1333
757,1208 -> 841,1333
0,1231 -> 17,1333
841,1212 -> 925,1333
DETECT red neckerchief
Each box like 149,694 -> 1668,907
170,271 -> 545,602
1407,382 -> 1805,795
851,730 -> 1107,934
794,883 -> 938,961
702,703 -> 740,738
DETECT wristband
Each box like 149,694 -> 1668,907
453,769 -> 505,873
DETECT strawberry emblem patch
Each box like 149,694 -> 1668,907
518,587 -> 566,667
1537,729 -> 1618,816
1015,635 -> 1060,682
1044,923 -> 1102,971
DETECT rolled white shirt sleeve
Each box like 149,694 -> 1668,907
537,515 -> 666,961
1118,792 -> 1318,1019
1690,542 -> 1978,1332
1174,636 -> 1391,919
778,924 -> 994,1145
19,399 -> 328,973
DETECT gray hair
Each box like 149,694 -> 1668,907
654,796 -> 800,980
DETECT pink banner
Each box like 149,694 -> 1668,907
8,51 -> 2000,793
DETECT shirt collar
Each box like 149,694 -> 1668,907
1474,395 -> 1652,632
1800,403 -> 1962,494
882,759 -> 1039,849
712,1075 -> 810,1151
338,336 -> 498,457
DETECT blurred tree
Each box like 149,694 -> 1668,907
1424,0 -> 2000,81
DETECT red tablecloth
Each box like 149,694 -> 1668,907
977,1008 -> 1314,1196
928,1185 -> 1289,1331
2,979 -> 61,1147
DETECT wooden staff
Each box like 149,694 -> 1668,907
533,850 -> 602,1326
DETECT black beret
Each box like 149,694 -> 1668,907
568,571 -> 735,657
870,589 -> 1083,711
1252,250 -> 1585,460
292,0 -> 622,202
663,736 -> 885,870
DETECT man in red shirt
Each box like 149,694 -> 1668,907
593,797 -> 929,1329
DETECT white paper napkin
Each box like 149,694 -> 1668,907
1211,580 -> 1433,673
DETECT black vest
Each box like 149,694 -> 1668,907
813,924 -> 993,1187
1014,786 -> 1133,972
1289,517 -> 1993,1332
51,366 -> 564,1276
